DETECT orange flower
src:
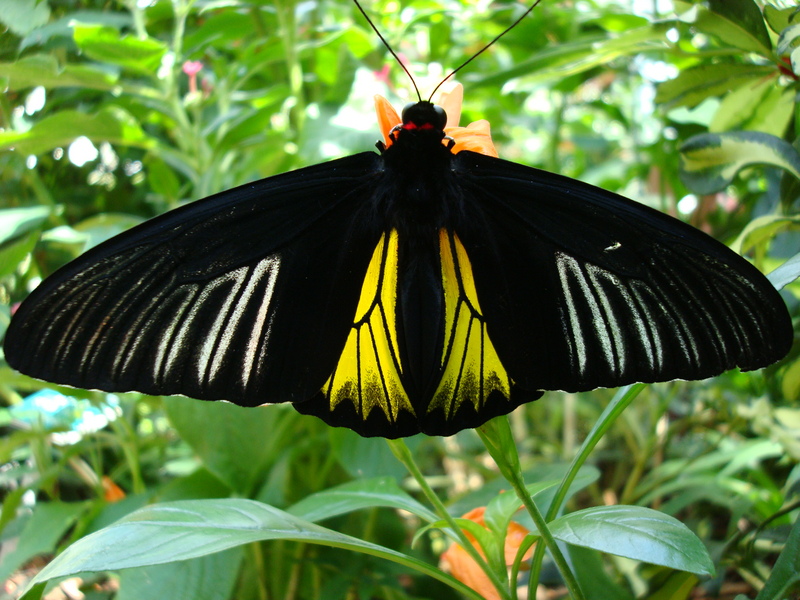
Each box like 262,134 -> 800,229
374,82 -> 499,157
102,476 -> 126,502
440,506 -> 533,600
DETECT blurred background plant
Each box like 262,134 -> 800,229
0,0 -> 799,599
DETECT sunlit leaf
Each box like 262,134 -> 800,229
680,131 -> 800,194
549,505 -> 715,576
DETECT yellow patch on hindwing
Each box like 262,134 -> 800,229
431,231 -> 510,418
323,231 -> 415,422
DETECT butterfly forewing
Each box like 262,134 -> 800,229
454,152 -> 792,393
5,154 -> 384,404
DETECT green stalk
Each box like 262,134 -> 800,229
386,438 -> 511,600
476,418 -> 585,600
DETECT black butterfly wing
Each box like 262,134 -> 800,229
453,151 -> 792,394
4,153 -> 384,405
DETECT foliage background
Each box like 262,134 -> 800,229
0,0 -> 798,598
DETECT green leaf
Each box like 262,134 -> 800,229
164,398 -> 303,497
474,23 -> 673,89
0,107 -> 155,155
768,251 -> 800,290
711,78 -> 794,138
0,55 -> 119,91
0,502 -> 89,584
755,513 -> 800,600
731,214 -> 799,255
0,230 -> 38,278
764,4 -> 796,35
116,548 -> 244,600
568,545 -> 635,600
549,505 -> 715,576
777,22 -> 800,56
19,11 -> 133,51
656,64 -> 773,109
644,572 -> 699,600
20,499 -> 481,600
0,0 -> 50,36
703,0 -> 772,54
287,477 -> 438,524
0,206 -> 51,245
679,131 -> 800,194
329,428 -> 410,480
145,155 -> 182,202
73,24 -> 167,76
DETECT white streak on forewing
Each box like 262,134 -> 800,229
556,253 -> 613,374
154,286 -> 199,383
611,280 -> 655,371
79,257 -> 165,370
240,257 -> 280,389
200,267 -> 249,384
556,253 -> 586,374
586,265 -> 625,376
630,280 -> 692,366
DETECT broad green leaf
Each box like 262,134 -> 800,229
0,231 -> 38,278
711,78 -> 794,138
731,214 -> 799,255
656,64 -> 773,109
768,252 -> 800,290
549,505 -> 715,576
73,213 -> 145,250
329,428 -> 411,481
0,206 -> 51,245
164,398 -> 302,497
645,572 -> 699,600
791,47 -> 800,77
0,502 -> 89,584
20,499 -> 481,600
474,23 -> 672,89
679,131 -> 800,194
0,0 -> 50,36
764,4 -> 796,35
0,107 -> 155,155
702,1 -> 772,54
145,155 -> 181,202
569,545 -> 636,600
116,547 -> 244,600
781,355 -> 800,402
287,477 -> 438,524
73,24 -> 167,76
20,11 -> 133,51
777,22 -> 800,56
0,55 -> 119,91
755,513 -> 800,600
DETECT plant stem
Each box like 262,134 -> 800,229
476,422 -> 586,600
386,438 -> 511,600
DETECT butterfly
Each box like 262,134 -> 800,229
3,80 -> 793,438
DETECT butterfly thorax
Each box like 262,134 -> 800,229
378,101 -> 461,237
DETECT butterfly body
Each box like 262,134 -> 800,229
4,98 -> 792,438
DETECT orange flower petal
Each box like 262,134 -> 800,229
441,542 -> 501,600
374,94 -> 402,148
440,505 -> 534,599
102,476 -> 126,502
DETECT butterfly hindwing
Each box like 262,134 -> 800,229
454,151 -> 792,394
4,153 -> 384,405
297,228 -> 537,438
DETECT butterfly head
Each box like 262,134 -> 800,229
400,101 -> 448,132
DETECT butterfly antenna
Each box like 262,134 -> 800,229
428,0 -> 544,101
354,0 -> 422,102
